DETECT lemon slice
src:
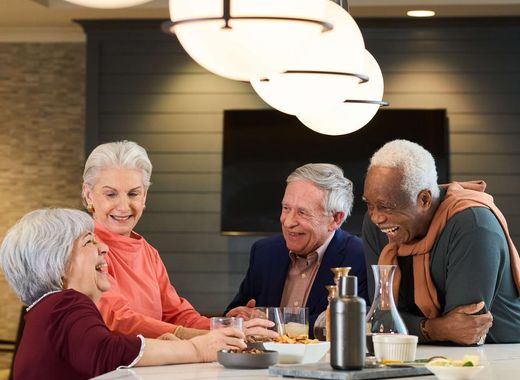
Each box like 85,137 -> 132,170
428,358 -> 450,366
382,359 -> 403,365
462,355 -> 480,366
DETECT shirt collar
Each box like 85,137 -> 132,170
289,230 -> 335,263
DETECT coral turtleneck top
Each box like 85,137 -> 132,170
95,222 -> 210,338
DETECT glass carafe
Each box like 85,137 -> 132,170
365,264 -> 408,355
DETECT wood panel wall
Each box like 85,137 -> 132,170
81,18 -> 520,315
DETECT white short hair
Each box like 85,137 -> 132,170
369,139 -> 440,203
287,163 -> 354,223
0,209 -> 93,305
82,140 -> 152,207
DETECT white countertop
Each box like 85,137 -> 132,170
92,343 -> 520,380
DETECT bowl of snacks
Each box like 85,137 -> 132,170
262,334 -> 330,364
425,355 -> 484,380
217,348 -> 279,369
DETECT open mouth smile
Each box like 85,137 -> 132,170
110,215 -> 132,222
380,225 -> 399,234
95,262 -> 108,273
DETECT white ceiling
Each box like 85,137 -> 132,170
1,0 -> 520,41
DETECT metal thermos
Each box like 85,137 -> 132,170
330,275 -> 366,370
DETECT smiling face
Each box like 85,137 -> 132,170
363,166 -> 433,245
83,167 -> 147,237
63,232 -> 109,303
280,180 -> 343,256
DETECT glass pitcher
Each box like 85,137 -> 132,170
365,264 -> 408,355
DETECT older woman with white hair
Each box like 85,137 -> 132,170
0,208 -> 246,380
82,140 -> 276,340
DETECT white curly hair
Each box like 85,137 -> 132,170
368,139 -> 440,204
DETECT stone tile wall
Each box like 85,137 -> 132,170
0,42 -> 85,369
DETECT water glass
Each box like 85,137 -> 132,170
266,307 -> 285,336
283,307 -> 309,338
210,316 -> 244,332
249,306 -> 268,320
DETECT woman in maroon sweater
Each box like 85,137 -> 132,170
0,209 -> 246,380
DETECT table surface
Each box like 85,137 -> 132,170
92,343 -> 520,380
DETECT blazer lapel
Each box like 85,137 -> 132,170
306,230 -> 346,310
266,245 -> 291,306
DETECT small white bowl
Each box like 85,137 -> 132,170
425,364 -> 484,380
373,334 -> 418,362
262,342 -> 330,364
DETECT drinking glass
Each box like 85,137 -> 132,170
210,316 -> 244,332
283,306 -> 309,338
266,307 -> 285,336
249,306 -> 268,320
365,265 -> 408,355
247,307 -> 270,342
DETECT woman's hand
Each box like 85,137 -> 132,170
244,318 -> 279,341
189,327 -> 246,362
157,332 -> 180,341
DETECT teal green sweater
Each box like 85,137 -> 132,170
362,198 -> 520,343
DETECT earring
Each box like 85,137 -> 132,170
143,204 -> 146,209
87,204 -> 95,213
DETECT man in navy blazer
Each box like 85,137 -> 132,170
225,163 -> 369,337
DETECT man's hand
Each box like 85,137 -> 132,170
226,299 -> 256,319
426,301 -> 493,345
244,318 -> 279,341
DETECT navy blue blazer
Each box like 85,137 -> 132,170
225,229 -> 369,337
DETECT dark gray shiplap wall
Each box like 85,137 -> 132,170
82,18 -> 520,315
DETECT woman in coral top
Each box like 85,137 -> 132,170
82,140 -> 275,340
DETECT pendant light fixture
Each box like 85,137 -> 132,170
250,0 -> 366,116
297,50 -> 388,136
163,0 -> 334,81
63,0 -> 153,8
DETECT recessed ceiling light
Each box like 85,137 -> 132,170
407,10 -> 436,17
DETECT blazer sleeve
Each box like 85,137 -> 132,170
225,241 -> 259,314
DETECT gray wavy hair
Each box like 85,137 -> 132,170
82,140 -> 152,207
369,139 -> 440,203
287,163 -> 354,224
0,209 -> 93,306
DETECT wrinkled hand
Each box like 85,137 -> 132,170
174,326 -> 209,339
226,299 -> 256,319
157,332 -> 180,341
428,301 -> 493,345
244,318 -> 279,341
190,327 -> 246,362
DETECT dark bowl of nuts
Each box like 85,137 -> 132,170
217,348 -> 279,369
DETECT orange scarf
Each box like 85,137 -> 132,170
378,180 -> 520,319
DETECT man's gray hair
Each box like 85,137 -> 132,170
287,163 -> 354,223
369,139 -> 440,203
82,140 -> 152,207
0,209 -> 94,306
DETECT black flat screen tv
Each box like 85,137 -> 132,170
221,108 -> 449,236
